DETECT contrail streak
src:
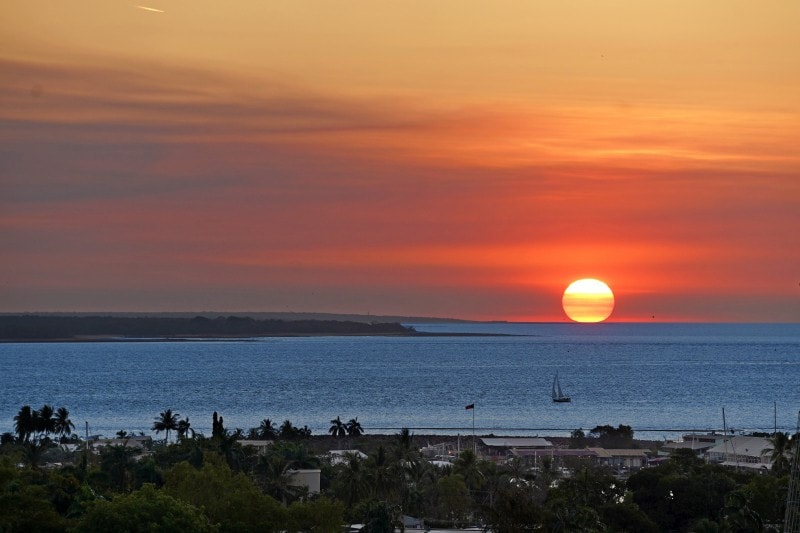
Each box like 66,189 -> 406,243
135,5 -> 165,13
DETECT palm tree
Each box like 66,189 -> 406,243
453,449 -> 485,494
152,409 -> 180,443
256,454 -> 301,505
54,407 -> 75,442
394,427 -> 417,462
336,452 -> 371,507
176,417 -> 195,440
401,457 -> 433,517
329,416 -> 347,438
366,445 -> 395,500
279,419 -> 301,439
14,405 -> 35,443
36,404 -> 56,441
346,417 -> 364,436
762,431 -> 792,475
258,418 -> 278,439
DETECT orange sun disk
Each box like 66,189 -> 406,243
562,278 -> 615,323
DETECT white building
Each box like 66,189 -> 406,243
288,469 -> 321,495
706,436 -> 772,471
237,439 -> 273,455
659,433 -> 729,457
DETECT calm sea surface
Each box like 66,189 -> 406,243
1,323 -> 799,440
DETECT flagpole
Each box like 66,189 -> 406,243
465,403 -> 476,455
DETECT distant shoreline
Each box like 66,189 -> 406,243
0,310 -> 478,324
0,314 -> 512,342
0,332 -> 510,343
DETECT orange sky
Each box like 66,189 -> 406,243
1,1 -> 798,321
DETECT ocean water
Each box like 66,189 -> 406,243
1,322 -> 799,440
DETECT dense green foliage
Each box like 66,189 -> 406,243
1,407 -> 794,532
74,484 -> 214,532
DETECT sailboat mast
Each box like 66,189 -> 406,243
551,371 -> 570,402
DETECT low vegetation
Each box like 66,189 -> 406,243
1,405 -> 795,532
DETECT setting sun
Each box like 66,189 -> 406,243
562,279 -> 615,323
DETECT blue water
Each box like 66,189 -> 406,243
1,323 -> 798,440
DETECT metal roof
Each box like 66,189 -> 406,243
706,436 -> 772,458
587,448 -> 648,458
513,448 -> 597,458
480,437 -> 553,448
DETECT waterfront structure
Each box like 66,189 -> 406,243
705,436 -> 772,471
480,437 -> 553,461
586,448 -> 649,470
659,433 -> 729,457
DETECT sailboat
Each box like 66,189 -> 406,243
552,372 -> 571,403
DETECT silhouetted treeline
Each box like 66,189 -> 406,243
0,315 -> 415,340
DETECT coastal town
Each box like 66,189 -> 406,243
2,405 -> 798,531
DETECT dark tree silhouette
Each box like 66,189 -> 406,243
257,418 -> 278,439
761,431 -> 792,475
14,405 -> 35,443
176,417 -> 194,439
152,409 -> 180,443
54,407 -> 75,442
346,417 -> 364,436
329,416 -> 347,438
278,419 -> 310,440
212,411 -> 226,438
37,404 -> 56,440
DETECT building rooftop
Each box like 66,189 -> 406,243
480,437 -> 553,448
706,436 -> 772,458
661,441 -> 717,451
587,448 -> 649,458
513,448 -> 597,458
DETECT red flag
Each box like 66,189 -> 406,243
465,403 -> 474,410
